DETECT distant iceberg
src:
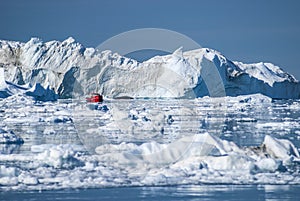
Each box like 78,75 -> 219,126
0,38 -> 299,99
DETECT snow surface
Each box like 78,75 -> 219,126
0,38 -> 299,99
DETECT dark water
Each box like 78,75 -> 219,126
1,185 -> 300,201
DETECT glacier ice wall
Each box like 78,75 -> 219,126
0,37 -> 299,99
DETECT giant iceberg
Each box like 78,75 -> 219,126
0,37 -> 299,99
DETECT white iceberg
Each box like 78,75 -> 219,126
0,38 -> 299,99
0,67 -> 57,101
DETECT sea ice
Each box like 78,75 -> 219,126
0,128 -> 24,144
0,94 -> 299,190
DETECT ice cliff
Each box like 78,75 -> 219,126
0,68 -> 57,101
0,37 -> 299,99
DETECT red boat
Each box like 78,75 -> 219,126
86,93 -> 103,103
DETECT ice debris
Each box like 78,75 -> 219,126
0,128 -> 24,144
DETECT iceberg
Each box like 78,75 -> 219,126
0,68 -> 57,101
25,83 -> 58,101
0,38 -> 299,99
0,68 -> 9,98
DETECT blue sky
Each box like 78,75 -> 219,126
1,0 -> 300,78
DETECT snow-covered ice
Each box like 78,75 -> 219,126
1,67 -> 57,101
0,38 -> 299,99
0,94 -> 300,191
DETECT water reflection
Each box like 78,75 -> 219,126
1,185 -> 299,201
141,185 -> 300,201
